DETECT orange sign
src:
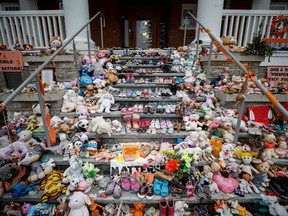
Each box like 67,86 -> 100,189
0,51 -> 23,72
267,66 -> 288,88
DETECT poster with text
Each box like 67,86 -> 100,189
267,66 -> 288,88
0,51 -> 23,72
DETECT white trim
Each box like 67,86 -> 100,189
1,3 -> 20,11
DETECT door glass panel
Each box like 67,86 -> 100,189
136,20 -> 152,49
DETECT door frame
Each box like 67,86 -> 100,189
128,8 -> 160,48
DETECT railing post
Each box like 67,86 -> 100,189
207,40 -> 213,81
35,77 -> 52,147
87,26 -> 91,57
194,23 -> 200,61
183,17 -> 188,46
100,16 -> 104,48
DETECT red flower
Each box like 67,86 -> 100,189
165,159 -> 180,173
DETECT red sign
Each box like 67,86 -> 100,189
0,51 -> 23,72
267,66 -> 288,88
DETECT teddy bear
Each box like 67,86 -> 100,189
61,89 -> 78,113
93,78 -> 106,89
17,130 -> 38,148
220,35 -> 246,53
84,84 -> 96,97
88,116 -> 112,137
263,133 -> 279,159
130,203 -> 145,216
105,69 -> 119,85
185,113 -> 203,131
96,91 -> 115,113
231,75 -> 244,92
198,130 -> 210,149
219,143 -> 235,161
201,90 -> 215,109
76,105 -> 90,120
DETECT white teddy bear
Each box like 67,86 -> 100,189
96,92 -> 115,113
219,143 -> 235,161
88,116 -> 112,137
185,113 -> 203,131
61,89 -> 78,113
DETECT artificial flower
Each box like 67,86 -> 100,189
165,158 -> 180,173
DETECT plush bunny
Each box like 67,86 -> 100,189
96,92 -> 115,113
68,191 -> 91,216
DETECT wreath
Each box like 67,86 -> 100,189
270,14 -> 288,37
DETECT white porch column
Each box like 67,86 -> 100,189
193,0 -> 224,45
19,0 -> 38,10
63,0 -> 95,53
252,0 -> 271,10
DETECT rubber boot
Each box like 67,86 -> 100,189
167,197 -> 174,216
159,197 -> 167,216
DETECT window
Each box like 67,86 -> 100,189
1,3 -> 20,11
270,4 -> 287,10
180,4 -> 197,30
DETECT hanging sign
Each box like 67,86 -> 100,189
267,66 -> 288,88
0,51 -> 23,72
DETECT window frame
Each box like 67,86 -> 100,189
179,4 -> 197,30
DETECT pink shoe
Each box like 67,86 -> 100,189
130,175 -> 141,193
121,171 -> 131,191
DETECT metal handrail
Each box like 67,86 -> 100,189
187,11 -> 288,141
2,11 -> 105,106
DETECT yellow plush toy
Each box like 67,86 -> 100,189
221,36 -> 246,53
40,170 -> 67,202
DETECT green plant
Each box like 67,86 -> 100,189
243,32 -> 273,57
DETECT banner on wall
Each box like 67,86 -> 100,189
0,51 -> 23,72
267,66 -> 288,88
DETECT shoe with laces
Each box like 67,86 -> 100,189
146,184 -> 154,200
138,182 -> 149,199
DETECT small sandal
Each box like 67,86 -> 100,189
186,181 -> 195,200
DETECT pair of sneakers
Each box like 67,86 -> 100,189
138,173 -> 155,200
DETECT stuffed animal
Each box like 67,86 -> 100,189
84,84 -> 97,97
130,203 -> 145,216
253,160 -> 275,177
174,201 -> 189,216
67,191 -> 91,216
96,92 -> 115,113
111,120 -> 122,132
40,170 -> 66,202
57,133 -> 75,161
201,91 -> 215,109
0,140 -> 28,162
263,133 -> 279,159
185,114 -> 203,131
95,150 -> 116,162
76,105 -> 90,120
17,130 -> 38,148
105,69 -> 119,84
31,103 -> 51,127
88,197 -> 107,216
261,194 -> 288,216
66,177 -> 80,196
0,161 -> 26,197
20,144 -> 49,182
61,89 -> 78,113
219,143 -> 235,161
49,35 -> 62,51
62,157 -> 84,184
198,130 -> 210,149
74,119 -> 90,133
88,116 -> 112,137
220,36 -> 246,53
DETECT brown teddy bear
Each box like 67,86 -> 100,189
105,69 -> 119,84
84,84 -> 96,97
221,36 -> 246,53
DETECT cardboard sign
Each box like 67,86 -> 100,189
0,51 -> 23,72
267,66 -> 288,88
